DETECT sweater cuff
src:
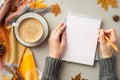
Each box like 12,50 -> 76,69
42,57 -> 62,80
99,56 -> 117,77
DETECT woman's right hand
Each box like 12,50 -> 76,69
98,28 -> 118,58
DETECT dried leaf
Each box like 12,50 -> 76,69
71,73 -> 81,80
51,3 -> 61,16
111,0 -> 117,7
97,0 -> 102,4
82,79 -> 88,80
29,0 -> 47,9
101,0 -> 108,10
71,73 -> 88,80
97,0 -> 118,11
39,0 -> 44,3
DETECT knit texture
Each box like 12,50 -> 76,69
41,57 -> 62,80
99,56 -> 118,80
41,56 -> 118,80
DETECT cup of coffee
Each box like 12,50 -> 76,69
18,18 -> 44,43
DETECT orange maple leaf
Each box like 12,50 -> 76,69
71,73 -> 81,80
97,0 -> 118,11
71,73 -> 88,80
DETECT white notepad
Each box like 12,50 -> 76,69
62,13 -> 101,66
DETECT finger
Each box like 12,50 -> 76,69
50,23 -> 65,38
56,24 -> 66,37
98,35 -> 100,42
104,28 -> 118,42
98,38 -> 100,42
98,34 -> 100,39
104,28 -> 115,33
60,32 -> 66,49
55,22 -> 64,31
99,29 -> 106,43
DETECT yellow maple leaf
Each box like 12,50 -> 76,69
38,0 -> 44,3
110,0 -> 117,7
97,0 -> 118,11
29,0 -> 47,9
97,0 -> 102,4
101,0 -> 108,11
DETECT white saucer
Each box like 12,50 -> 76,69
14,12 -> 48,47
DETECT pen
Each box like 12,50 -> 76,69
104,34 -> 119,52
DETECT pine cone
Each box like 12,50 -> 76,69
0,43 -> 6,56
113,15 -> 119,22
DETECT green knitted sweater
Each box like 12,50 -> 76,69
41,56 -> 118,80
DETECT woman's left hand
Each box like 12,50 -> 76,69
48,23 -> 66,59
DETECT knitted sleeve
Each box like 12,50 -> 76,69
41,57 -> 62,80
99,56 -> 118,80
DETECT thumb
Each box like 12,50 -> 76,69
60,32 -> 66,49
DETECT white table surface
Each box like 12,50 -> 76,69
30,0 -> 120,80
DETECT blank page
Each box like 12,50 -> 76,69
62,13 -> 101,66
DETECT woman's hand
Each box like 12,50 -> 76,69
48,23 -> 66,59
98,28 -> 118,58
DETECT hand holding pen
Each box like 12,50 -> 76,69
98,28 -> 119,58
